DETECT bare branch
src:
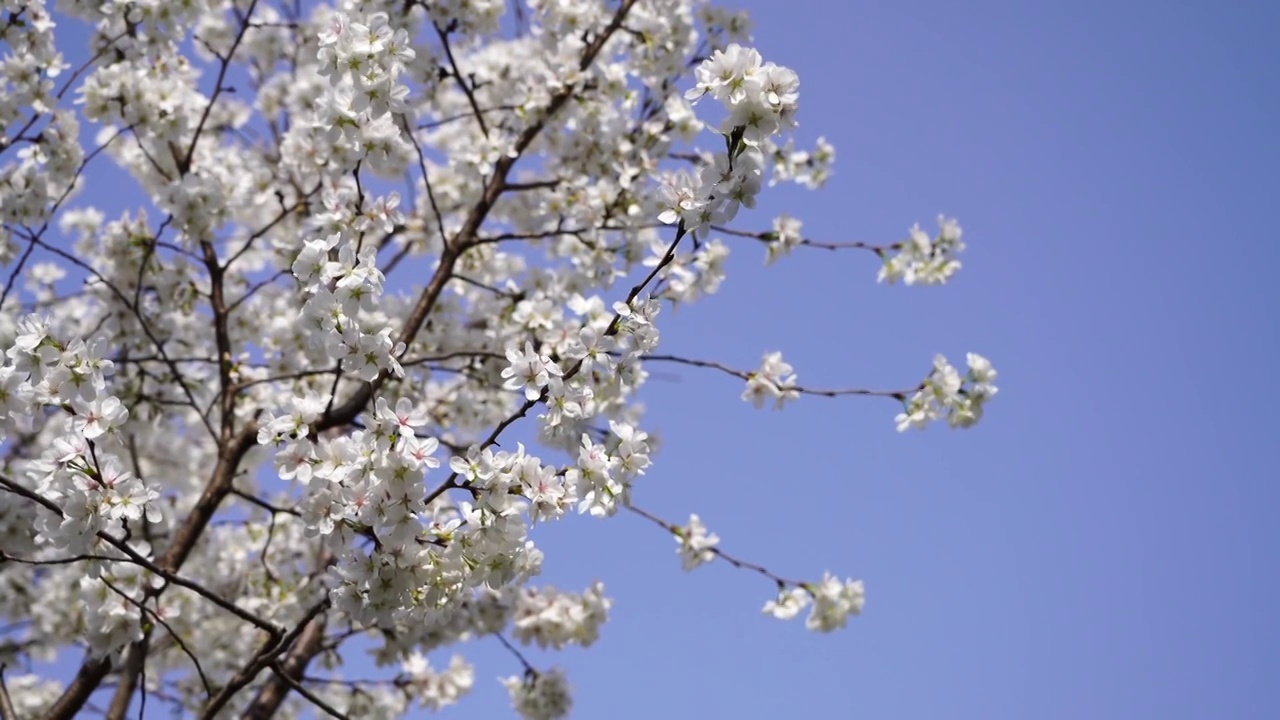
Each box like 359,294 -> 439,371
433,21 -> 490,138
494,633 -> 537,676
626,504 -> 808,590
0,664 -> 17,720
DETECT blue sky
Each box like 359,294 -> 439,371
24,0 -> 1280,717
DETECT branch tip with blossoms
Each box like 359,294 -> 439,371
627,504 -> 864,632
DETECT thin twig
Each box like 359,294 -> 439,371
266,662 -> 351,719
494,633 -> 537,676
434,21 -> 490,138
626,504 -> 808,590
638,353 -> 915,400
712,224 -> 899,254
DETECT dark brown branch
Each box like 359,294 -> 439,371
103,599 -> 148,720
0,664 -> 17,720
258,659 -> 349,720
201,598 -> 329,719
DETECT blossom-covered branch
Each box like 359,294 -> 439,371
0,1 -> 998,718
627,504 -> 864,631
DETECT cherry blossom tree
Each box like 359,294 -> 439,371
0,0 -> 998,717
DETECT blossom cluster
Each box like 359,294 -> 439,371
510,581 -> 612,650
766,136 -> 836,189
312,10 -> 415,172
502,667 -> 574,720
658,43 -> 802,236
675,513 -> 720,571
401,653 -> 476,711
292,223 -> 407,382
0,0 -> 63,122
742,351 -> 800,410
897,352 -> 1000,431
763,572 -> 867,633
2,316 -> 162,556
686,43 -> 800,141
258,377 -> 640,654
0,0 -> 80,258
261,393 -> 471,626
763,213 -> 805,265
0,673 -> 61,717
75,564 -> 153,660
879,215 -> 967,286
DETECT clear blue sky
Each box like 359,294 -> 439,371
32,1 -> 1280,717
